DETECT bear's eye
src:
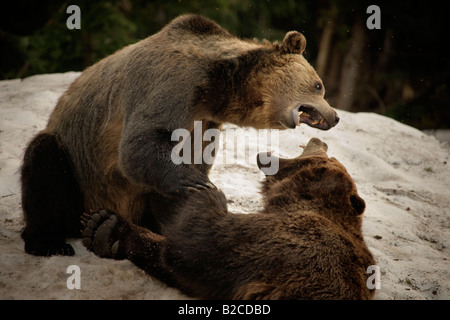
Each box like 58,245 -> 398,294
314,82 -> 322,92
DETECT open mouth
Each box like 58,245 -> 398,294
291,104 -> 331,130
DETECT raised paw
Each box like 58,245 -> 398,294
166,175 -> 217,195
81,209 -> 124,259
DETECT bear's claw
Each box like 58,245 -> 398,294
25,241 -> 75,257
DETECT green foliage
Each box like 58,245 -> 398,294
15,1 -> 137,76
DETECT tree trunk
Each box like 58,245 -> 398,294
323,47 -> 342,107
336,18 -> 366,111
316,20 -> 334,78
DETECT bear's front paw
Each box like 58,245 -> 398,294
81,210 -> 126,259
164,172 -> 217,195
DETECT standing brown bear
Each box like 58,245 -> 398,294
82,138 -> 376,300
21,14 -> 339,256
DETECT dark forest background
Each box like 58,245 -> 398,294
1,0 -> 449,129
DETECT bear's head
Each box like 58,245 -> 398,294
231,32 -> 339,131
257,138 -> 365,230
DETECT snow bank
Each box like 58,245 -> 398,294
1,72 -> 449,299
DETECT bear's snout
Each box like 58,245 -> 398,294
334,114 -> 340,125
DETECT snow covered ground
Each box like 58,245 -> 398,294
0,72 -> 449,299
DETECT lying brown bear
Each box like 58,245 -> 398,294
82,138 -> 376,299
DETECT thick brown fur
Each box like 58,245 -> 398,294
82,138 -> 376,300
21,14 -> 339,256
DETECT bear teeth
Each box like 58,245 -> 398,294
297,111 -> 303,126
312,119 -> 326,126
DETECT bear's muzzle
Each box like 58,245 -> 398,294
289,100 -> 339,131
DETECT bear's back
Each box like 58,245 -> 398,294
162,14 -> 232,37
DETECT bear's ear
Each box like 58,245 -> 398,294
256,152 -> 294,176
350,194 -> 366,216
281,31 -> 306,55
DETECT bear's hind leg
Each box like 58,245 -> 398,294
21,133 -> 83,256
82,209 -> 174,286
